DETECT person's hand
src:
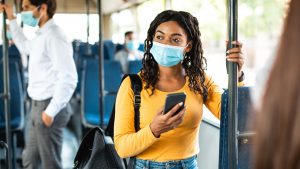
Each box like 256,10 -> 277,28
150,103 -> 186,138
0,4 -> 16,20
226,41 -> 245,77
42,112 -> 54,127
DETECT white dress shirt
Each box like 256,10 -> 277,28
10,19 -> 78,118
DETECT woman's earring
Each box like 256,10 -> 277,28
184,53 -> 188,60
185,54 -> 192,67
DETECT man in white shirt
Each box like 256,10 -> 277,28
115,31 -> 143,73
1,0 -> 77,168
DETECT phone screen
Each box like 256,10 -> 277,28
163,92 -> 186,115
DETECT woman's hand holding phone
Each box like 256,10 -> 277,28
150,102 -> 186,138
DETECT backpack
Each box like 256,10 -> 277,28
73,127 -> 125,169
73,74 -> 142,169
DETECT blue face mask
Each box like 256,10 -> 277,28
21,11 -> 39,27
126,40 -> 139,51
6,31 -> 13,40
150,41 -> 186,67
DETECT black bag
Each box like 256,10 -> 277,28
73,127 -> 125,169
73,74 -> 142,169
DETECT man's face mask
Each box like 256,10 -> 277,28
126,40 -> 139,51
150,41 -> 188,67
6,31 -> 13,40
21,6 -> 40,27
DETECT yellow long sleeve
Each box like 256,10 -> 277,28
114,77 -> 158,158
204,75 -> 223,119
204,75 -> 245,119
114,74 -> 226,161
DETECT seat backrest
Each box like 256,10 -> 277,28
219,87 -> 253,169
81,59 -> 100,127
138,43 -> 144,52
8,45 -> 20,56
104,61 -> 122,93
103,40 -> 116,60
128,60 -> 142,74
0,61 -> 24,130
78,42 -> 92,56
91,43 -> 99,56
81,59 -> 122,127
115,43 -> 124,53
103,94 -> 116,126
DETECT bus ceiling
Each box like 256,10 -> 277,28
6,0 -> 148,15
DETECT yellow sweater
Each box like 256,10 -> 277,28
114,74 -> 223,161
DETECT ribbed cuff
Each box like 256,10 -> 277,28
146,124 -> 160,140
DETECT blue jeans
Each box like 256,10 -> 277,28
134,155 -> 198,169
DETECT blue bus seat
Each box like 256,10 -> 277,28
0,45 -> 26,100
74,52 -> 97,97
8,45 -> 20,56
104,60 -> 122,93
103,40 -> 116,60
81,59 -> 120,127
81,59 -> 99,127
91,43 -> 99,56
72,40 -> 81,54
103,94 -> 116,126
0,61 -> 25,130
115,43 -> 124,53
128,60 -> 142,74
78,42 -> 92,56
9,56 -> 25,92
138,43 -> 144,52
0,61 -> 25,169
219,87 -> 253,169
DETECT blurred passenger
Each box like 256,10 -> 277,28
253,0 -> 300,169
115,31 -> 143,73
6,25 -> 14,46
114,10 -> 245,168
0,0 -> 77,169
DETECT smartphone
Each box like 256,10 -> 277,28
163,92 -> 186,115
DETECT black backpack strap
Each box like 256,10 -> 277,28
105,74 -> 142,137
128,74 -> 142,132
127,74 -> 142,169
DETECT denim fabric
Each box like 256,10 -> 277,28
134,155 -> 198,169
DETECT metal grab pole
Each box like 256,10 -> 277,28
86,0 -> 90,44
97,0 -> 104,128
1,0 -> 12,168
227,0 -> 238,169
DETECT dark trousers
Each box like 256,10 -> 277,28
22,99 -> 70,169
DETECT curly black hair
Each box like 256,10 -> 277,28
141,10 -> 208,101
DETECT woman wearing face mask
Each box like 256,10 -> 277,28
114,10 -> 244,169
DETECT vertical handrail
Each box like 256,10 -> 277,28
227,0 -> 238,169
1,0 -> 12,168
97,0 -> 104,128
86,0 -> 90,44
